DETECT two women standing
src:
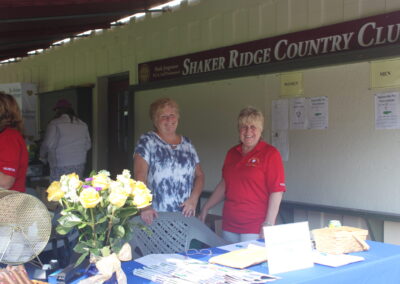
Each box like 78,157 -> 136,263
134,98 -> 286,242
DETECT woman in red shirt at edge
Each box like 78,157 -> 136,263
0,92 -> 28,192
199,106 -> 286,243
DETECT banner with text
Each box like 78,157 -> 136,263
138,11 -> 400,84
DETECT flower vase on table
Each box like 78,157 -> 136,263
46,169 -> 152,284
86,262 -> 117,284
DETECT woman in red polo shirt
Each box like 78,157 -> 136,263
199,106 -> 286,243
0,92 -> 28,192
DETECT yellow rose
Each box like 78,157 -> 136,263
132,181 -> 150,195
79,187 -> 102,208
124,179 -> 135,196
132,190 -> 152,209
66,173 -> 82,190
47,181 -> 64,202
109,191 -> 128,208
92,172 -> 110,190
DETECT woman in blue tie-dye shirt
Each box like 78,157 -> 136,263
134,98 -> 205,225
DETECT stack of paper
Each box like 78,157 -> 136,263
208,244 -> 267,269
312,250 -> 365,267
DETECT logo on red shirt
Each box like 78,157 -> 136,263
246,157 -> 260,167
3,167 -> 16,172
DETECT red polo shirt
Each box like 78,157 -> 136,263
0,128 -> 28,192
222,140 -> 286,234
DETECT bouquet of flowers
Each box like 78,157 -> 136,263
46,169 -> 152,266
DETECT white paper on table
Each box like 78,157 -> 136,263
134,253 -> 185,266
312,251 -> 365,267
217,240 -> 264,252
134,257 -> 280,284
264,221 -> 314,274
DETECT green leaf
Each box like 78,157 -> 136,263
58,213 -> 82,227
90,247 -> 102,257
110,242 -> 122,254
101,246 -> 111,257
117,207 -> 139,219
75,252 -> 89,267
113,225 -> 125,239
73,242 -> 89,254
77,223 -> 87,229
55,225 -> 73,235
96,215 -> 108,225
110,215 -> 121,223
62,207 -> 76,213
96,222 -> 108,232
97,234 -> 105,242
79,227 -> 92,240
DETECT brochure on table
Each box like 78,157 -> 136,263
134,256 -> 279,283
264,221 -> 314,274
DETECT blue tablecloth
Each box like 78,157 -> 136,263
122,241 -> 400,284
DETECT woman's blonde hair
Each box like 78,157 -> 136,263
0,92 -> 24,134
149,97 -> 180,122
237,106 -> 264,130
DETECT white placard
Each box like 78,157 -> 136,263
0,83 -> 38,139
289,97 -> 308,129
271,130 -> 289,161
272,99 -> 289,130
264,221 -> 314,274
308,96 -> 328,129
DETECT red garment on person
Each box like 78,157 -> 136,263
0,128 -> 28,192
222,140 -> 286,234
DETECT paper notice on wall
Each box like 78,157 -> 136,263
272,99 -> 289,130
271,130 -> 289,161
280,72 -> 303,97
290,97 -> 308,129
0,83 -> 38,139
375,92 -> 400,129
308,96 -> 328,129
370,59 -> 400,89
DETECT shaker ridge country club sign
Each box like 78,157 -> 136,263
138,11 -> 400,84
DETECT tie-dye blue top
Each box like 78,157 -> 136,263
134,131 -> 200,212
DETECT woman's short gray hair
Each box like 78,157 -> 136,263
237,106 -> 264,130
149,97 -> 179,122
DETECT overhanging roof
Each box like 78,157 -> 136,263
0,0 -> 171,62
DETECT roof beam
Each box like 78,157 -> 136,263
0,9 -> 165,24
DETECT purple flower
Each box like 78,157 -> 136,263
82,185 -> 102,191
